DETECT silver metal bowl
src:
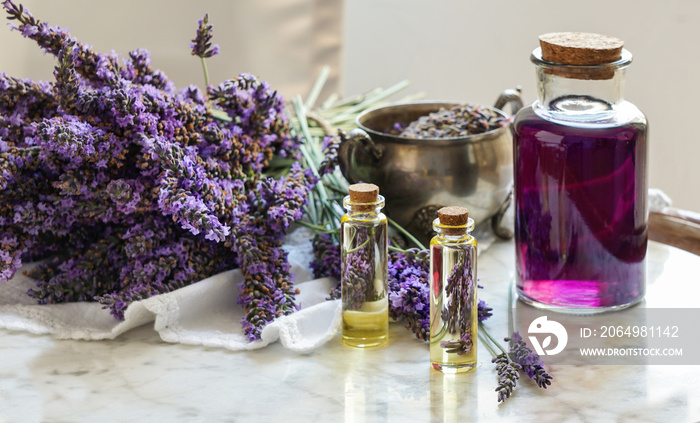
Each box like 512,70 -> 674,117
338,89 -> 522,242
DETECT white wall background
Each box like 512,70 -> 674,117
1,1 -> 698,212
343,0 -> 700,212
0,1 -> 342,109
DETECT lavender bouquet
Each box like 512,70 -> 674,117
0,1 -> 316,341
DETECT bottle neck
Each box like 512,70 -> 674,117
531,47 -> 632,123
432,217 -> 474,243
343,195 -> 385,217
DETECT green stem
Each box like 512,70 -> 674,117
479,322 -> 510,359
295,220 -> 339,234
478,331 -> 500,358
305,65 -> 330,110
388,217 -> 426,250
345,235 -> 370,254
201,57 -> 210,92
291,97 -> 332,207
329,81 -> 409,124
387,246 -> 429,263
508,282 -> 516,338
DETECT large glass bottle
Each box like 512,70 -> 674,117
513,32 -> 648,312
341,183 -> 389,348
430,206 -> 477,373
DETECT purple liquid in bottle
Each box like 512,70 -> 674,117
513,105 -> 647,310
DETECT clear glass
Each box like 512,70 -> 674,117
429,217 -> 477,373
513,47 -> 648,313
340,195 -> 389,348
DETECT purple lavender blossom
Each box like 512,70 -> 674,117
387,248 -> 430,340
439,329 -> 472,355
507,331 -> 553,389
234,234 -> 300,341
478,299 -> 493,322
442,248 -> 474,336
341,230 -> 376,311
310,233 -> 341,280
317,133 -> 341,177
190,14 -> 219,59
493,354 -> 521,403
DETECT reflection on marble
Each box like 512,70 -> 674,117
1,241 -> 700,422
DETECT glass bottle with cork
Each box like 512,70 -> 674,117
513,32 -> 648,312
429,206 -> 477,373
341,183 -> 389,348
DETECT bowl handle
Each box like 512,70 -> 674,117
493,87 -> 524,116
338,128 -> 385,184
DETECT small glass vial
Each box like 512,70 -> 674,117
513,32 -> 648,312
429,206 -> 477,373
341,183 -> 389,348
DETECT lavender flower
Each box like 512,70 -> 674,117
234,234 -> 299,341
317,132 -> 341,177
507,331 -> 553,389
493,353 -> 521,403
387,248 -> 429,340
478,299 -> 493,322
439,329 -> 472,355
190,14 -> 219,58
396,103 -> 506,139
441,248 -> 474,335
340,226 -> 377,311
310,233 -> 341,280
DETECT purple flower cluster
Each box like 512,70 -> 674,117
190,14 -> 219,59
442,249 -> 474,335
488,331 -> 553,403
439,330 -> 472,355
507,331 -> 553,389
310,233 -> 341,280
387,248 -> 430,341
340,226 -> 378,310
478,299 -> 493,322
317,132 -> 341,177
0,1 -> 314,340
492,354 -> 522,403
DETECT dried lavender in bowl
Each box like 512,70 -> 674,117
393,104 -> 506,139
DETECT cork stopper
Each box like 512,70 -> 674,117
438,206 -> 470,227
349,183 -> 379,203
347,183 -> 380,212
538,32 -> 624,80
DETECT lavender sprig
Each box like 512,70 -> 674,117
492,353 -> 521,403
190,14 -> 219,59
507,331 -> 553,389
478,299 -> 493,322
479,297 -> 554,403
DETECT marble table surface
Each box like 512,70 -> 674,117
1,239 -> 699,423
